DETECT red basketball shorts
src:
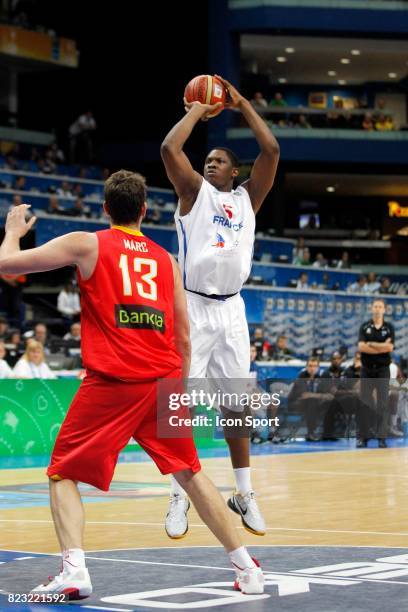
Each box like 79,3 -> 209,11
47,371 -> 201,491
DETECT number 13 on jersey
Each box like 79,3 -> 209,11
119,255 -> 158,301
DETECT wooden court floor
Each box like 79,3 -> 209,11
1,448 -> 408,553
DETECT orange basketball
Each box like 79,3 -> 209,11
184,75 -> 226,118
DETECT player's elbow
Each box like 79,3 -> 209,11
160,140 -> 177,160
264,139 -> 280,157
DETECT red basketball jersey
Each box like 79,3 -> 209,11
78,226 -> 181,381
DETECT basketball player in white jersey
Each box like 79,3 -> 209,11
161,75 -> 280,538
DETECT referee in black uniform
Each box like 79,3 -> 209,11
358,298 -> 394,448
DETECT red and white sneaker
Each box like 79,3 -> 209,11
31,567 -> 92,600
233,557 -> 264,594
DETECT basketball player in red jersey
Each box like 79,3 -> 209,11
0,172 -> 264,598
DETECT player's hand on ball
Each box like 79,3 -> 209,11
5,204 -> 36,237
214,75 -> 245,109
183,97 -> 223,121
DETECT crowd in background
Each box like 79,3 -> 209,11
250,92 -> 400,131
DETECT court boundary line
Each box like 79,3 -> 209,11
1,518 -> 408,537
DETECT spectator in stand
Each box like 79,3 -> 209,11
66,196 -> 91,218
47,196 -> 65,215
299,248 -> 311,266
57,181 -> 73,198
250,92 -> 268,108
250,343 -> 258,365
362,112 -> 374,131
0,317 -> 9,340
30,147 -> 41,163
31,323 -> 54,355
269,334 -> 294,361
348,275 -> 368,293
297,114 -> 311,129
375,114 -> 393,132
0,340 -> 12,378
5,153 -> 18,170
251,327 -> 271,360
47,142 -> 65,164
312,252 -> 327,268
366,272 -> 380,294
72,184 -> 85,199
337,251 -> 351,269
38,152 -> 57,175
11,194 -> 22,207
318,272 -> 331,291
13,176 -> 26,191
57,282 -> 81,320
374,97 -> 387,119
269,92 -> 288,107
292,237 -> 306,264
12,339 -> 56,379
69,111 -> 97,163
379,277 -> 391,294
145,208 -> 162,225
63,322 -> 81,342
296,271 -> 309,290
321,351 -> 344,382
288,357 -> 327,441
5,329 -> 24,367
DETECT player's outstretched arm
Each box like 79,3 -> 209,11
170,255 -> 191,379
160,100 -> 220,215
0,204 -> 97,278
216,75 -> 280,214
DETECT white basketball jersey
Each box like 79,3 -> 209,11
175,178 -> 255,295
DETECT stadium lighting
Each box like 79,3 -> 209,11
278,78 -> 287,83
338,80 -> 347,85
388,72 -> 397,78
326,186 -> 336,193
277,56 -> 287,63
285,47 -> 295,53
351,49 -> 360,55
340,58 -> 350,64
328,70 -> 337,76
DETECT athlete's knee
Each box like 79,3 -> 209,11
172,468 -> 200,489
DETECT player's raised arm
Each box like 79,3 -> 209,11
160,100 -> 220,215
216,75 -> 280,214
170,255 -> 191,379
0,204 -> 97,279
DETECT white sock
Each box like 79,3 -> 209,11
229,546 -> 256,572
234,467 -> 252,495
63,548 -> 85,571
170,474 -> 187,497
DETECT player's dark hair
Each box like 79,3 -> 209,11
104,170 -> 146,224
210,147 -> 240,167
372,298 -> 386,307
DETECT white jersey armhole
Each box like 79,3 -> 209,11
176,176 -> 205,219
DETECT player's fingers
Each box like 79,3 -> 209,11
27,216 -> 37,231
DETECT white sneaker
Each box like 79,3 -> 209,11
233,558 -> 264,594
227,490 -> 266,535
32,567 -> 92,600
165,493 -> 190,539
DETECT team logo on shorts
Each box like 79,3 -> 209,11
115,304 -> 165,333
